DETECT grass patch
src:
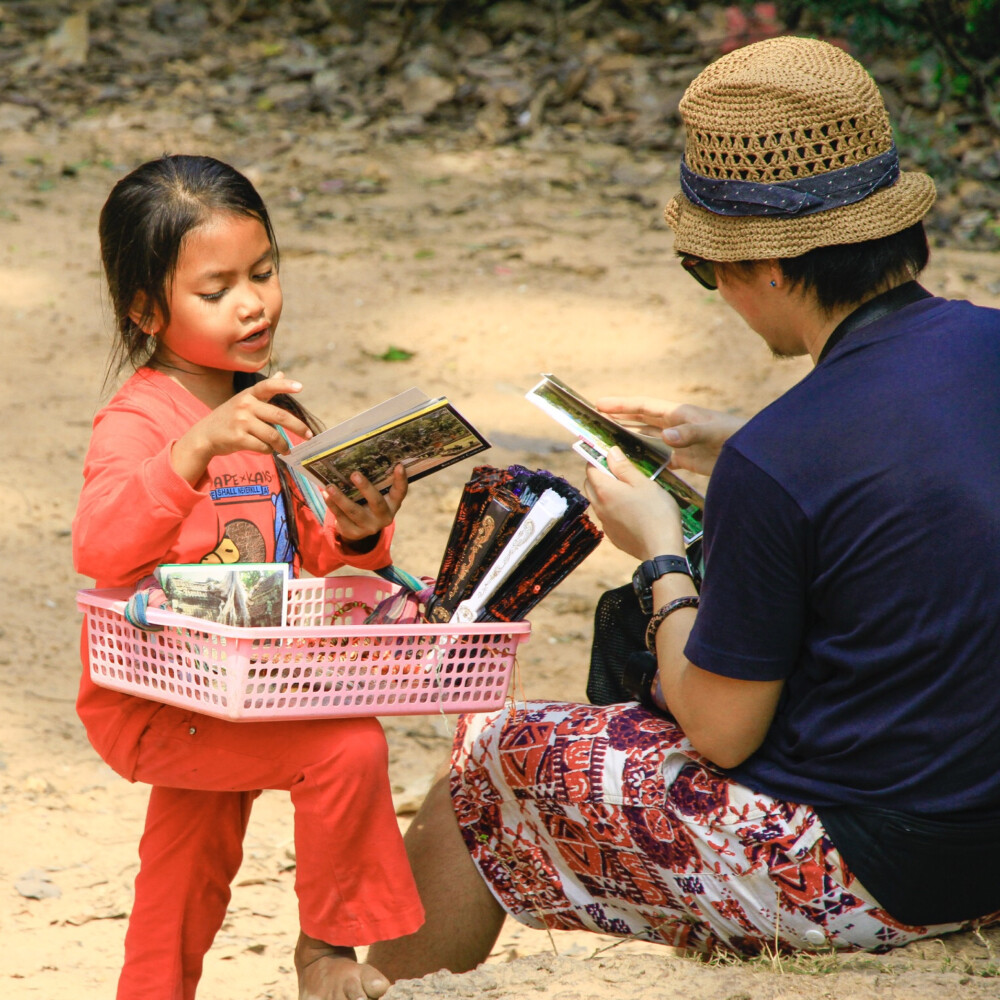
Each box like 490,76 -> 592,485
698,945 -> 895,977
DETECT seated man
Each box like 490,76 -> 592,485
370,35 -> 1000,980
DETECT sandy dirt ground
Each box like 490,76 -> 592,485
3,107 -> 1000,1000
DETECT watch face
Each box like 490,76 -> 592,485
632,565 -> 653,613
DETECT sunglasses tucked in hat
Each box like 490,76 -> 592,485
664,36 -> 936,262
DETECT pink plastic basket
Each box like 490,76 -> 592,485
77,576 -> 530,722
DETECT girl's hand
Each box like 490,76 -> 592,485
585,447 -> 685,561
596,396 -> 746,477
171,374 -> 312,485
322,463 -> 408,548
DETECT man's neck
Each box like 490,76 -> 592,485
807,275 -> 919,364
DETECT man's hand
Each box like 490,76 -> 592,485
584,447 -> 685,561
596,397 -> 746,477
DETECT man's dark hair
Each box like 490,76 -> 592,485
779,222 -> 929,312
719,222 -> 929,313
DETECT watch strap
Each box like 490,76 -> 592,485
633,555 -> 692,613
645,554 -> 691,579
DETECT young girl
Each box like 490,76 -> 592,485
73,155 -> 423,1000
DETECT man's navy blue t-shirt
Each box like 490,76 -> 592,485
685,291 -> 1000,817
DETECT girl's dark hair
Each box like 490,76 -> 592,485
99,154 -> 322,559
718,222 -> 930,313
234,373 -> 323,566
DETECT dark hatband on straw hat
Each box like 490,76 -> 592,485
663,36 -> 936,261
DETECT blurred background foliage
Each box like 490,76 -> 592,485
335,0 -> 999,127
3,1 -> 997,245
772,0 -> 1000,129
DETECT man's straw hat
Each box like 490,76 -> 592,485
664,36 -> 936,261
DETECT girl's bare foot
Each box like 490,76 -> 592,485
295,932 -> 391,1000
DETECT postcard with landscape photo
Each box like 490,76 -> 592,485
526,373 -> 706,543
157,562 -> 289,629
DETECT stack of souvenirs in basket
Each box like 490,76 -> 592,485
79,463 -> 600,723
115,463 -> 600,634
366,464 -> 603,626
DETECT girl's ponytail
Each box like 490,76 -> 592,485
233,371 -> 324,567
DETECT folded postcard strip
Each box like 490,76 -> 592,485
481,466 -> 602,622
428,465 -> 510,601
426,465 -> 603,624
425,486 -> 531,622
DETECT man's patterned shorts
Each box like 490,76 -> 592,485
450,701 -> 983,954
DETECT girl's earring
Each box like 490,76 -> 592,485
770,280 -> 777,287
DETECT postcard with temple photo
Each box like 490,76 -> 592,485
157,562 -> 289,629
282,390 -> 490,505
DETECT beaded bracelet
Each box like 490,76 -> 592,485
645,596 -> 700,654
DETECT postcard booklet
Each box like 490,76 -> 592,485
158,562 -> 290,629
525,374 -> 705,544
280,388 -> 490,516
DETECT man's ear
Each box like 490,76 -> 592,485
128,292 -> 162,335
766,259 -> 784,289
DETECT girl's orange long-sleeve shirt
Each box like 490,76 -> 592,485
73,368 -> 394,772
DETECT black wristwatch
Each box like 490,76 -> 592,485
632,555 -> 691,614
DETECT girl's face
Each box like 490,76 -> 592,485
149,212 -> 282,390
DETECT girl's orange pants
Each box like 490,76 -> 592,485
111,707 -> 424,1000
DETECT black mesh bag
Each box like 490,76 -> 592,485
586,582 -> 656,705
586,541 -> 703,706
